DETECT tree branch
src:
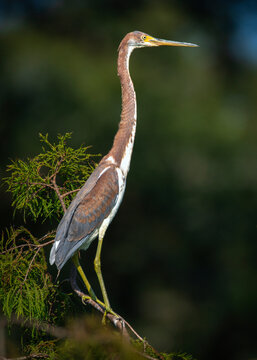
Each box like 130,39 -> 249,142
48,156 -> 67,213
30,182 -> 55,190
69,265 -> 165,360
61,189 -> 80,198
69,264 -> 130,340
0,231 -> 55,255
51,175 -> 66,213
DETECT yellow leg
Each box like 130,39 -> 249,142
72,253 -> 97,301
94,235 -> 111,312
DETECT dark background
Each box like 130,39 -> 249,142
1,1 -> 257,359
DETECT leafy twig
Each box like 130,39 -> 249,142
0,231 -> 55,255
19,247 -> 41,291
4,133 -> 100,221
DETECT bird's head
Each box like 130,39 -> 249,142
123,30 -> 199,49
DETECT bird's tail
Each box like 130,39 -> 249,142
49,239 -> 61,265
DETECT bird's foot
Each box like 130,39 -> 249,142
101,305 -> 118,324
81,295 -> 120,322
81,294 -> 92,305
102,309 -> 108,325
81,294 -> 102,307
81,295 -> 113,313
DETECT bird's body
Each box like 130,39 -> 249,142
50,162 -> 125,269
50,31 -> 198,311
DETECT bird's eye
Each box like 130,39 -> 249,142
141,35 -> 147,41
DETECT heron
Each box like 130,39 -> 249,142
49,31 -> 198,314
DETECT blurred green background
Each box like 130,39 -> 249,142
1,0 -> 257,359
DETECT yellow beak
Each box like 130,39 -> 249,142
146,35 -> 199,47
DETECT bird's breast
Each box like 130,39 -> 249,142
99,167 -> 126,239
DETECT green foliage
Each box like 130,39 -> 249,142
24,339 -> 57,360
5,133 -> 100,221
1,133 -> 99,329
0,227 -> 49,321
57,317 -> 141,360
0,227 -> 70,323
133,339 -> 195,360
3,315 -> 196,360
55,317 -> 195,360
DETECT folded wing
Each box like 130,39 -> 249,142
51,165 -> 120,270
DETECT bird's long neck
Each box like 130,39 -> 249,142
105,43 -> 136,177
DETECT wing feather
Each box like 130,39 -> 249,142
52,165 -> 119,269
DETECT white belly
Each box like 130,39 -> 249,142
99,167 -> 126,239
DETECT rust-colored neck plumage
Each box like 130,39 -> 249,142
102,40 -> 137,176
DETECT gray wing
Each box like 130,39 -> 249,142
50,165 -> 119,270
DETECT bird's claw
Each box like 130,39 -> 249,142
101,305 -> 115,324
81,294 -> 118,323
82,294 -> 91,305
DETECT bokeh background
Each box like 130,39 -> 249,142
1,0 -> 257,359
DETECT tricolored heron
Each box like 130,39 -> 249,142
50,31 -> 198,314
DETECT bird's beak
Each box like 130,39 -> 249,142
145,35 -> 199,47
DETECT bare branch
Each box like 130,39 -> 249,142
30,182 -> 55,190
44,156 -> 67,213
51,174 -> 66,213
0,231 -> 55,255
61,189 -> 80,198
49,157 -> 65,182
38,231 -> 56,243
38,239 -> 55,248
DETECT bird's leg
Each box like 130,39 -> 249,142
94,235 -> 111,315
72,253 -> 98,301
73,252 -> 117,319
